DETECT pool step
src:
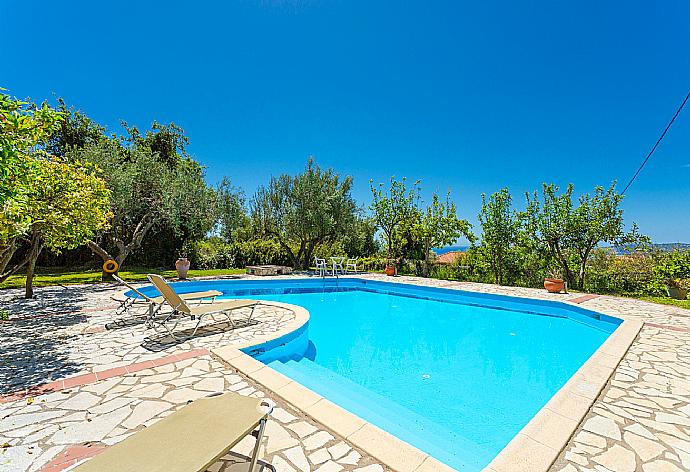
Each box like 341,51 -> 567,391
266,358 -> 487,470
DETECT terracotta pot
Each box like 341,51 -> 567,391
175,257 -> 191,279
666,286 -> 688,300
544,278 -> 565,293
385,265 -> 396,276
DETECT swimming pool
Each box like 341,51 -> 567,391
130,278 -> 621,470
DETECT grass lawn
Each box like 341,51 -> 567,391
637,295 -> 690,310
0,267 -> 246,290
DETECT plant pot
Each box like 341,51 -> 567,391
666,286 -> 688,300
175,257 -> 191,279
544,278 -> 565,293
385,265 -> 396,276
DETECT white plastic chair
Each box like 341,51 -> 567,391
314,257 -> 327,276
346,258 -> 358,274
330,257 -> 345,276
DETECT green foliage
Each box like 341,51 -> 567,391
251,158 -> 358,269
188,237 -> 290,269
654,250 -> 690,289
478,188 -> 518,284
216,178 -> 250,243
0,91 -> 64,239
46,99 -> 107,157
71,126 -> 216,268
369,177 -> 421,261
29,158 -> 112,252
524,182 -> 645,289
412,192 -> 472,276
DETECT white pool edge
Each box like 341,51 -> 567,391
204,287 -> 642,472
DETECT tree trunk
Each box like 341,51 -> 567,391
24,231 -> 43,299
87,240 -> 116,281
0,238 -> 33,283
577,246 -> 593,290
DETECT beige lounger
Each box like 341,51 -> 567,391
147,274 -> 260,339
112,274 -> 222,319
73,392 -> 272,472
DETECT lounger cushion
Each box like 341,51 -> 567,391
74,392 -> 266,472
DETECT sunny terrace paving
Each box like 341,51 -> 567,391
0,274 -> 689,472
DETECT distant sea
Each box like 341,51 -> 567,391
433,245 -> 470,255
435,243 -> 688,256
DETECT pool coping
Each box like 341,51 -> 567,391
189,279 -> 642,471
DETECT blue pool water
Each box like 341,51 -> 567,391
130,278 -> 620,470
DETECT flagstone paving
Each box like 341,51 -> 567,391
1,274 -> 689,471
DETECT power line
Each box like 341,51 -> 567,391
621,89 -> 690,195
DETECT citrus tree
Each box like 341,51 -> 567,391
0,91 -> 63,275
369,177 -> 420,263
478,188 -> 518,285
20,158 -> 112,297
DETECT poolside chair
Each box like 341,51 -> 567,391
73,391 -> 273,472
111,274 -> 222,321
314,257 -> 327,277
147,274 -> 260,340
346,258 -> 358,274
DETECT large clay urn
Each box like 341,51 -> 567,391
544,278 -> 565,293
175,257 -> 191,279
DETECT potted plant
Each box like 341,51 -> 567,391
665,278 -> 688,300
385,260 -> 396,276
544,269 -> 566,293
175,255 -> 191,279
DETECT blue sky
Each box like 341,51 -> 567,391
3,1 -> 689,242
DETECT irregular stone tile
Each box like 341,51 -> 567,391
354,465 -> 384,472
283,445 -> 310,471
193,377 -> 225,392
315,460 -> 344,472
303,431 -> 334,451
327,442 -> 350,460
121,400 -> 171,429
338,450 -> 361,465
271,455 -> 297,472
49,405 -> 131,444
264,421 -> 299,454
583,416 -> 622,441
642,460 -> 686,472
270,407 -> 297,424
591,445 -> 637,472
575,430 -> 607,448
286,421 -> 318,438
624,431 -> 666,461
309,448 -> 331,465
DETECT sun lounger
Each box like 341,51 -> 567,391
111,274 -> 222,321
147,274 -> 260,340
73,392 -> 273,472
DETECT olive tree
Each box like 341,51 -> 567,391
75,138 -> 216,276
251,158 -> 357,269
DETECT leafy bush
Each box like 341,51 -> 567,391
187,237 -> 291,270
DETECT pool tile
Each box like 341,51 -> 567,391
249,366 -> 293,391
348,423 -> 427,472
275,381 -> 323,411
305,398 -> 367,439
486,433 -> 559,472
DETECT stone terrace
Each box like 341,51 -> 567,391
1,274 -> 689,471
